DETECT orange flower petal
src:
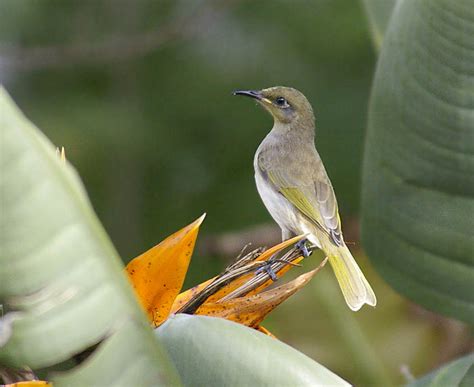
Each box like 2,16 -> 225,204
126,214 -> 205,326
195,258 -> 328,328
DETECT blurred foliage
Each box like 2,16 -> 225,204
266,248 -> 473,386
1,1 -> 472,386
0,0 -> 374,262
407,353 -> 474,387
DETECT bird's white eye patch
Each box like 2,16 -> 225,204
274,96 -> 290,108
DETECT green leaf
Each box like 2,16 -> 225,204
407,353 -> 474,387
361,0 -> 474,323
0,87 -> 179,385
156,314 -> 350,386
361,0 -> 398,51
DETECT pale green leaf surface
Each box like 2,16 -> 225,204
0,87 -> 178,384
156,314 -> 350,387
407,353 -> 474,387
361,0 -> 474,323
52,318 -> 180,387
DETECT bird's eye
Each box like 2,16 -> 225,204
275,97 -> 288,107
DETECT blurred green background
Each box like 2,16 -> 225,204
1,0 -> 471,385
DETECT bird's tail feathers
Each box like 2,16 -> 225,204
326,244 -> 377,311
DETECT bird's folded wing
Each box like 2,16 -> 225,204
260,163 -> 342,246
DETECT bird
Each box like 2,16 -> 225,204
233,86 -> 376,311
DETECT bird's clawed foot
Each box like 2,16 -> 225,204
256,259 -> 278,281
255,239 -> 311,282
295,238 -> 312,258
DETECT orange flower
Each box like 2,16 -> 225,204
125,215 -> 327,334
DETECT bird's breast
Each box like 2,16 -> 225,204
254,160 -> 300,234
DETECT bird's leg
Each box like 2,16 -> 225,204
295,238 -> 312,258
255,233 -> 312,282
283,229 -> 312,257
254,229 -> 292,281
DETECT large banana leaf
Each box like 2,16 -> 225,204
0,87 -> 179,385
361,0 -> 474,323
156,314 -> 349,386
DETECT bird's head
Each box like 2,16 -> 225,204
233,86 -> 314,126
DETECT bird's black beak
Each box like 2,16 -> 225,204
233,90 -> 262,100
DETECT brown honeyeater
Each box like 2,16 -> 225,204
234,86 -> 376,311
